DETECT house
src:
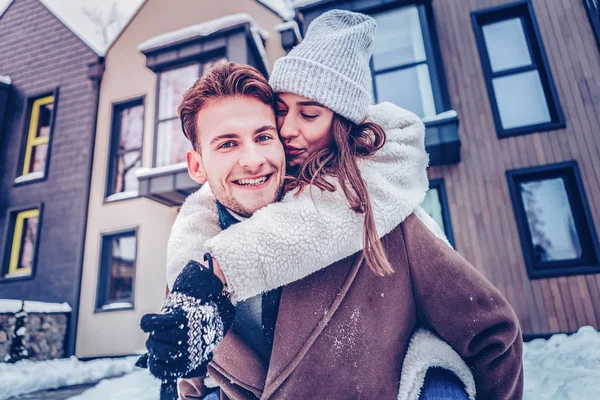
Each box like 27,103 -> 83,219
0,0 -> 105,358
287,0 -> 600,336
75,0 -> 286,357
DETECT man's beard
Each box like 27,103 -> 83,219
212,174 -> 285,217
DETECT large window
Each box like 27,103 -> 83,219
422,179 -> 455,246
2,207 -> 42,279
370,4 -> 447,118
472,1 -> 564,137
106,98 -> 144,200
96,229 -> 137,312
155,58 -> 225,167
507,162 -> 599,278
16,93 -> 56,184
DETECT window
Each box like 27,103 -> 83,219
370,4 -> 448,118
422,179 -> 455,246
472,1 -> 564,137
16,93 -> 56,183
155,58 -> 225,167
584,0 -> 600,51
3,207 -> 42,279
106,98 -> 144,200
506,162 -> 600,278
96,229 -> 137,311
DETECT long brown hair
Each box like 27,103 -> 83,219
286,114 -> 394,276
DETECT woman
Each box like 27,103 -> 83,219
146,10 -> 521,400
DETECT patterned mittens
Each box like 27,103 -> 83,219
136,257 -> 235,399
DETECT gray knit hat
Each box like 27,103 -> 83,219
269,10 -> 376,124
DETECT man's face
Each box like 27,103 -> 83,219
187,96 -> 285,217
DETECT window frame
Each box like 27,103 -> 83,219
506,161 -> 600,279
153,62 -> 202,168
428,178 -> 456,247
583,0 -> 600,51
152,55 -> 227,168
1,204 -> 44,282
369,2 -> 450,117
297,0 -> 452,116
105,96 -> 145,202
95,227 -> 138,313
471,0 -> 565,138
15,88 -> 59,186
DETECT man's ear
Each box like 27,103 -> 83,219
186,149 -> 207,184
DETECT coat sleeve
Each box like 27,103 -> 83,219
203,102 -> 430,301
401,215 -> 524,400
166,183 -> 222,290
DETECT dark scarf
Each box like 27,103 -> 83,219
216,202 -> 281,351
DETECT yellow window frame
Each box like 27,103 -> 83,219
22,95 -> 54,176
7,209 -> 39,277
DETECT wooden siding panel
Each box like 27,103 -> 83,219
430,0 -> 600,334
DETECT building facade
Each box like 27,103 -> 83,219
0,0 -> 104,357
291,0 -> 600,336
76,0 -> 286,357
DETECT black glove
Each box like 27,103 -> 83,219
136,256 -> 235,398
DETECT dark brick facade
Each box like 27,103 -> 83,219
0,0 -> 102,355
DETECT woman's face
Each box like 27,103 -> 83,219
276,93 -> 335,167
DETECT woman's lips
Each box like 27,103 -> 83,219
284,146 -> 305,157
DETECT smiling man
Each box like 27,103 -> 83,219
183,68 -> 285,218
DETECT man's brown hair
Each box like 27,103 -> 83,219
178,62 -> 276,150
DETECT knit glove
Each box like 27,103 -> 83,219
136,255 -> 235,399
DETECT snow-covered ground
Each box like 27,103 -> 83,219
1,326 -> 598,399
0,356 -> 139,400
522,326 -> 600,399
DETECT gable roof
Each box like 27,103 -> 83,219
0,0 -> 145,56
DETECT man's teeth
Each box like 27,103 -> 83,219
236,176 -> 267,186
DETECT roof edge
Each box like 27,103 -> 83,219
104,0 -> 150,56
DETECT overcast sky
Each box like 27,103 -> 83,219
0,0 -> 293,54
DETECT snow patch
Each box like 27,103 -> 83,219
523,326 -> 600,399
67,368 -> 160,400
136,162 -> 187,178
99,302 -> 133,311
14,171 -> 45,184
0,356 -> 138,399
275,20 -> 302,42
421,110 -> 458,124
0,300 -> 72,314
0,75 -> 11,85
290,0 -> 323,9
105,191 -> 138,202
138,13 -> 268,53
258,0 -> 294,20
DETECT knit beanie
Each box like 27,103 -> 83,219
269,10 -> 376,125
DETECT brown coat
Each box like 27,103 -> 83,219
180,214 -> 524,399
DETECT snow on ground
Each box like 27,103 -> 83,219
523,325 -> 600,400
1,327 -> 598,399
0,356 -> 138,400
67,369 -> 160,400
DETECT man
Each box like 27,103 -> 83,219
139,62 -> 523,400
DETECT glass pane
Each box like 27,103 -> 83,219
421,188 -> 446,235
119,104 -> 144,152
108,235 -> 136,303
157,119 -> 191,167
520,178 -> 582,262
374,64 -> 436,118
36,102 -> 53,138
18,216 -> 38,271
158,64 -> 199,120
372,6 -> 426,71
113,151 -> 142,193
483,18 -> 532,73
492,70 -> 551,130
203,57 -> 227,74
30,143 -> 48,174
